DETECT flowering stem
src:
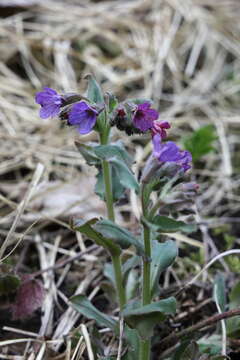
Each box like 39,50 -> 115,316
100,129 -> 115,222
140,185 -> 152,360
99,128 -> 126,311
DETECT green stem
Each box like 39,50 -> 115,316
140,185 -> 152,360
99,128 -> 126,310
142,224 -> 151,305
102,159 -> 115,221
112,253 -> 126,310
100,130 -> 115,222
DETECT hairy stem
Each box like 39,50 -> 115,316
140,185 -> 152,360
99,129 -> 126,310
112,253 -> 126,310
100,130 -> 115,222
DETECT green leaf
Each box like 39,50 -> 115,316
70,294 -> 117,331
73,218 -> 120,255
183,125 -> 217,162
198,334 -> 222,355
151,240 -> 178,296
152,215 -> 196,233
75,142 -> 100,166
106,92 -> 118,113
125,269 -> 139,301
123,297 -> 176,339
122,256 -> 141,278
0,274 -> 20,295
94,219 -> 144,256
123,327 -> 140,360
94,143 -> 133,167
73,218 -> 144,256
95,167 -> 126,202
213,273 -> 226,312
111,158 -> 139,193
86,75 -> 104,104
226,281 -> 240,336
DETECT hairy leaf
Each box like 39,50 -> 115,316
70,294 -> 117,331
86,75 -> 104,104
94,219 -> 144,256
73,218 -> 120,255
152,215 -> 196,233
123,297 -> 176,339
151,240 -> 178,296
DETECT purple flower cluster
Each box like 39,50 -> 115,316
152,134 -> 192,172
131,102 -> 191,172
132,102 -> 159,132
35,88 -> 192,172
35,87 -> 99,134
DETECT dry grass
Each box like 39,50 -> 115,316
0,0 -> 240,358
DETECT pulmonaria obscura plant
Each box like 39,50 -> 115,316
35,76 -> 197,360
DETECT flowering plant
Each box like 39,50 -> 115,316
35,76 -> 197,360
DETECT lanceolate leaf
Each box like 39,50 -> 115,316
86,75 -> 104,104
213,273 -> 226,313
95,166 -> 126,202
94,143 -> 133,167
70,294 -> 117,331
111,158 -> 139,192
73,218 -> 144,256
123,297 -> 176,339
94,219 -> 144,256
151,240 -> 178,296
73,218 -> 120,255
152,215 -> 196,233
123,327 -> 140,360
75,142 -> 100,166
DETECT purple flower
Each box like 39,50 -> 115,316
35,87 -> 63,119
153,134 -> 192,172
68,101 -> 99,134
133,102 -> 159,132
151,120 -> 171,139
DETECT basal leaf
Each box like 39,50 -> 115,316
70,294 -> 117,331
183,125 -> 217,162
213,273 -> 226,313
226,281 -> 240,336
123,297 -> 176,339
123,326 -> 140,360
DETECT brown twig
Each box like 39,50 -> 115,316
30,244 -> 98,279
158,308 -> 240,351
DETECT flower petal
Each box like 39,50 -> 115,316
40,104 -> 60,119
76,113 -> 97,134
